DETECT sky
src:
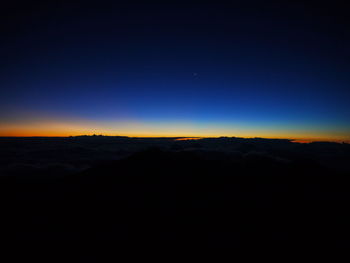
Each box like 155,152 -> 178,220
1,1 -> 349,141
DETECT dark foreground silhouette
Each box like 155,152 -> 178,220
1,142 -> 350,249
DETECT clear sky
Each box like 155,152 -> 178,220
1,1 -> 349,142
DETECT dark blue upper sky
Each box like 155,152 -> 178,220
1,1 -> 349,140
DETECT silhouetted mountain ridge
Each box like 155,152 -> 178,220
1,137 -> 350,248
1,136 -> 350,177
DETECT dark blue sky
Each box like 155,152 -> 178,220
1,1 -> 349,140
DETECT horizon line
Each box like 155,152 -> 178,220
0,135 -> 349,144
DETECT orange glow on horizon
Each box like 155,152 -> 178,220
292,139 -> 314,143
175,137 -> 203,141
0,118 -> 349,143
0,131 -> 348,144
0,130 -> 349,143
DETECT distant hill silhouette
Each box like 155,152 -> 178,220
1,136 -> 350,177
1,140 -> 350,249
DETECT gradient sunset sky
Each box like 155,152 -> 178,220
1,1 -> 349,142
